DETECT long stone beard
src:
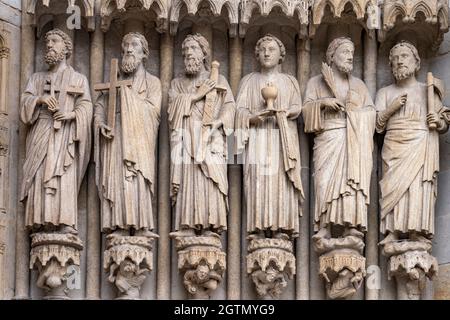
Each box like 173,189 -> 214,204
393,67 -> 415,81
336,62 -> 353,75
184,57 -> 203,76
44,50 -> 66,67
121,55 -> 139,74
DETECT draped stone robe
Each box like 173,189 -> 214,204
94,67 -> 161,232
168,72 -> 235,233
303,74 -> 375,232
20,65 -> 93,229
235,72 -> 304,237
376,82 -> 448,237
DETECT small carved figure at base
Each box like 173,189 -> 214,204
247,238 -> 296,299
184,262 -> 223,299
314,233 -> 366,300
104,235 -> 155,300
381,239 -> 438,300
30,232 -> 83,300
173,235 -> 226,299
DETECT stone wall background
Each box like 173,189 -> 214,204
0,0 -> 450,300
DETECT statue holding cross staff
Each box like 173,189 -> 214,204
20,28 -> 93,234
94,32 -> 161,237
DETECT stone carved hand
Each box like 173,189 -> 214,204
427,112 -> 441,128
321,98 -> 345,112
193,79 -> 216,103
249,109 -> 276,126
389,93 -> 407,113
204,119 -> 223,131
53,111 -> 75,122
38,95 -> 59,112
99,122 -> 114,139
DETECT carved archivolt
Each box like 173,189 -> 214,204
312,0 -> 374,25
240,0 -> 310,37
382,0 -> 449,32
169,0 -> 239,36
27,0 -> 94,16
100,0 -> 170,32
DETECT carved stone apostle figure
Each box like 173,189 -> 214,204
20,28 -> 92,235
94,32 -> 161,238
377,41 -> 448,245
376,41 -> 447,299
236,34 -> 302,299
235,34 -> 304,240
168,34 -> 235,237
20,28 -> 92,298
168,34 -> 234,299
304,37 -> 375,240
303,37 -> 375,299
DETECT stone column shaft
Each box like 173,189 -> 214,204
227,36 -> 242,300
296,36 -> 311,300
86,6 -> 104,299
157,32 -> 173,299
364,29 -> 379,300
15,0 -> 35,299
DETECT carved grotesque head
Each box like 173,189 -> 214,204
326,37 -> 354,75
182,33 -> 211,75
44,29 -> 73,67
255,34 -> 286,69
121,32 -> 149,74
389,41 -> 420,81
195,263 -> 210,282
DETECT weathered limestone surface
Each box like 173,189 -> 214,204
2,0 -> 450,300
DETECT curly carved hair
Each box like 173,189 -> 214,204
389,41 -> 421,74
326,37 -> 354,66
45,28 -> 73,58
182,33 -> 211,71
255,34 -> 286,64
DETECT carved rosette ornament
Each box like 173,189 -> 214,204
315,236 -> 366,299
29,233 -> 83,299
382,241 -> 438,300
246,238 -> 295,299
172,235 -> 226,299
103,234 -> 156,300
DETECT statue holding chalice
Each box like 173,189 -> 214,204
235,34 -> 304,298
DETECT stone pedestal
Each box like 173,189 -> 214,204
382,240 -> 438,300
29,232 -> 83,300
314,235 -> 366,299
103,235 -> 155,300
173,235 -> 226,299
247,238 -> 296,299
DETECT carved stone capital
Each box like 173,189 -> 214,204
103,235 -> 155,300
382,241 -> 438,300
318,248 -> 366,300
29,232 -> 83,299
0,47 -> 10,59
246,238 -> 296,299
173,235 -> 226,299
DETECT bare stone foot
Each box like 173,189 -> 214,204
135,228 -> 159,238
202,230 -> 220,239
59,225 -> 78,235
273,232 -> 290,240
343,227 -> 364,239
379,232 -> 398,246
111,229 -> 129,237
312,227 -> 330,241
247,231 -> 265,240
170,229 -> 196,238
